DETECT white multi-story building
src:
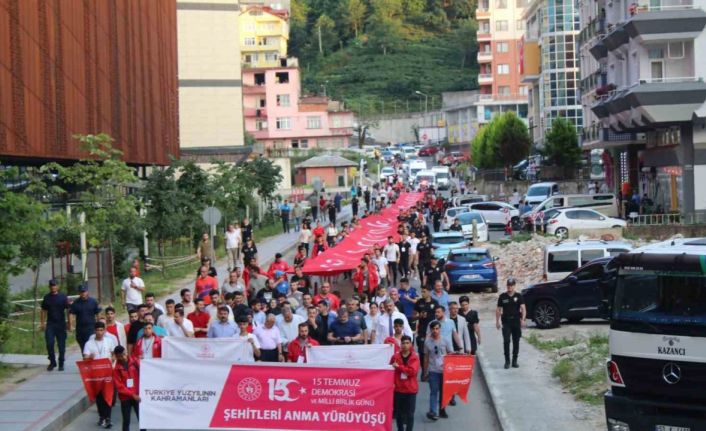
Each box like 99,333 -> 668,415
578,0 -> 706,217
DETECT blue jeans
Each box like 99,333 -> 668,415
428,371 -> 442,414
294,217 -> 301,232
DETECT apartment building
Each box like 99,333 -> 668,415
579,0 -> 706,216
476,0 -> 529,124
177,0 -> 245,150
242,59 -> 354,149
239,5 -> 289,68
521,0 -> 583,148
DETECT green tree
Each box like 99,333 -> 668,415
42,134 -> 142,278
241,158 -> 284,203
209,160 -> 255,225
288,0 -> 311,60
140,164 -> 186,261
175,160 -> 213,242
313,14 -> 339,56
341,0 -> 367,38
366,12 -> 404,55
452,19 -> 478,67
494,111 -> 531,166
542,116 -> 582,168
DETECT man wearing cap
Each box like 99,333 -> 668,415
496,278 -> 526,369
40,279 -> 70,371
69,283 -> 101,352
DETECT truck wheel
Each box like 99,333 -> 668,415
533,301 -> 560,329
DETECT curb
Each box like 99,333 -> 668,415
474,357 -> 504,431
476,345 -> 512,431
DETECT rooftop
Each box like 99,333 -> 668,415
294,155 -> 357,169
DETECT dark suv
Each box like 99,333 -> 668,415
522,257 -> 613,329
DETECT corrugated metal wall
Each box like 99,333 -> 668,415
0,0 -> 179,166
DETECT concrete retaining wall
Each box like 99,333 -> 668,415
471,179 -> 588,199
626,224 -> 706,240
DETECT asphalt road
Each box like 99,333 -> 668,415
62,229 -> 501,431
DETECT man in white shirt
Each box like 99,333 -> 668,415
275,304 -> 305,354
253,314 -> 283,362
82,322 -> 117,428
157,299 -> 176,328
165,309 -> 194,338
511,189 -> 521,208
121,267 -> 144,312
225,224 -> 242,271
296,293 -> 314,319
408,232 -> 421,279
383,236 -> 401,286
372,299 -> 413,344
373,249 -> 389,288
206,291 -> 234,322
235,316 -> 260,362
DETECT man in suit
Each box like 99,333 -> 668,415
448,301 -> 471,353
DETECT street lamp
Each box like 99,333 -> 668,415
415,90 -> 428,115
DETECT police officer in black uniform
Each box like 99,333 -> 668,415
495,278 -> 526,369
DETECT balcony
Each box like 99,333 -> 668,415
477,51 -> 493,63
478,73 -> 493,85
476,7 -> 490,19
624,1 -> 706,42
251,130 -> 269,140
477,28 -> 491,41
581,124 -> 646,149
591,78 -> 706,131
578,16 -> 606,47
244,107 -> 268,118
243,84 -> 266,94
580,70 -> 607,95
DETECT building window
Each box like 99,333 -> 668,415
256,120 -> 267,131
276,117 -> 291,130
332,116 -> 343,128
265,53 -> 279,62
496,0 -> 507,8
519,86 -> 529,96
668,42 -> 684,59
497,64 -> 510,74
498,86 -> 511,96
516,20 -> 525,30
648,48 -> 664,59
307,116 -> 322,129
495,20 -> 508,31
496,42 -> 508,53
244,37 -> 256,46
276,94 -> 290,107
275,72 -> 289,83
291,139 -> 309,149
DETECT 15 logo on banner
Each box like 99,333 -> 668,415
268,379 -> 304,402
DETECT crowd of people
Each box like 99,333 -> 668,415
39,169 -> 531,431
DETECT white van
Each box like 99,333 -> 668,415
524,182 -> 559,206
408,160 -> 427,182
431,166 -> 450,189
544,240 -> 633,281
530,193 -> 618,217
415,170 -> 437,189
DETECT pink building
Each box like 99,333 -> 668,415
242,59 -> 354,149
293,155 -> 357,188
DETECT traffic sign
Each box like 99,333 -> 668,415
201,206 -> 222,226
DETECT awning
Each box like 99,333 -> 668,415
302,192 -> 424,276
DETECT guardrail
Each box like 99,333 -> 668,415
626,212 -> 706,226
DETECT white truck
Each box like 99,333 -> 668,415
407,160 -> 427,183
431,166 -> 450,190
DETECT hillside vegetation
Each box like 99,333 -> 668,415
290,0 -> 479,115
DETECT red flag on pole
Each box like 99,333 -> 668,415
77,358 -> 115,405
441,354 -> 475,408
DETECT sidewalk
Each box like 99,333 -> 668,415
0,207 -> 354,431
475,320 -> 598,431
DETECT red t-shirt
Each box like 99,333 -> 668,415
106,324 -> 120,344
188,311 -> 210,338
195,276 -> 218,304
313,293 -> 340,311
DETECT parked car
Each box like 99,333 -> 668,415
465,201 -> 520,228
523,257 -> 615,328
456,211 -> 489,243
418,145 -> 439,156
543,239 -> 632,281
401,146 -> 417,159
441,151 -> 470,166
452,194 -> 489,207
379,166 -> 396,182
526,193 -> 618,224
512,156 -> 542,180
546,208 -> 627,238
431,232 -> 468,260
524,182 -> 559,206
381,149 -> 394,163
445,248 -> 498,292
444,206 -> 470,220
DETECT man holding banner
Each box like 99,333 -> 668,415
423,320 -> 454,420
113,345 -> 143,431
82,322 -> 116,429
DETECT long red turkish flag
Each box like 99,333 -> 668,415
302,192 -> 423,276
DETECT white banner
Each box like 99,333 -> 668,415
306,344 -> 394,366
161,337 -> 254,362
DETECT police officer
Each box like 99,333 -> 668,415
69,283 -> 101,351
495,278 -> 526,369
40,279 -> 70,371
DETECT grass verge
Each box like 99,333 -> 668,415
527,331 -> 609,406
